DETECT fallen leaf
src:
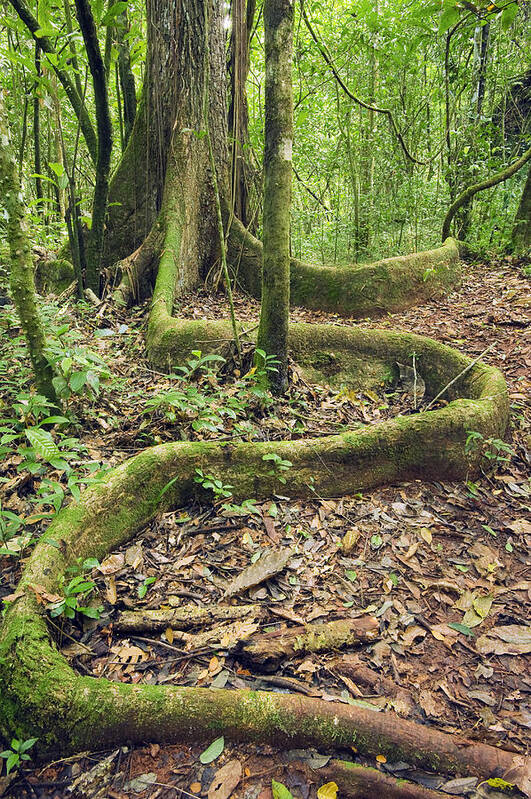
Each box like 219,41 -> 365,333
200,736 -> 225,764
224,547 -> 293,597
317,782 -> 338,799
476,625 -> 531,655
125,543 -> 143,570
341,528 -> 360,553
105,576 -> 117,605
208,759 -> 242,799
99,553 -> 125,575
272,780 -> 294,799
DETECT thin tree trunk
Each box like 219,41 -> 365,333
512,165 -> 531,252
33,43 -> 43,214
0,92 -> 56,402
74,0 -> 113,296
228,0 -> 255,226
256,0 -> 294,393
116,10 -> 137,146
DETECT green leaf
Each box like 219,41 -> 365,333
5,752 -> 19,774
439,5 -> 460,33
101,0 -> 127,25
199,736 -> 224,764
272,780 -> 295,799
48,162 -> 64,178
449,622 -> 474,637
19,738 -> 37,753
501,2 -> 518,29
39,416 -> 70,426
345,569 -> 357,582
25,428 -> 59,460
79,605 -> 101,619
69,371 -> 87,392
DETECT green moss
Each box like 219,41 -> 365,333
35,259 -> 75,294
228,219 -> 461,317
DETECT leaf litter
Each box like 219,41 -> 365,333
1,257 -> 530,798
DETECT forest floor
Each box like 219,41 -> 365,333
0,256 -> 530,799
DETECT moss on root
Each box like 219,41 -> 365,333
1,224 -> 522,785
0,322 -> 515,774
228,218 -> 461,317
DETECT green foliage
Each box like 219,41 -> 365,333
143,350 -> 282,437
0,737 -> 38,775
137,576 -> 156,599
465,430 -> 514,469
45,323 -> 112,402
262,452 -> 293,483
47,570 -> 103,620
194,468 -> 233,500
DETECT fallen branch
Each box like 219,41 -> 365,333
298,759 -> 450,799
330,655 -> 417,717
114,603 -> 260,634
240,617 -> 380,672
425,343 -> 495,410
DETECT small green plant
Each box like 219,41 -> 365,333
221,498 -> 260,516
45,324 -> 112,401
47,574 -> 102,620
262,452 -> 293,484
1,737 -> 38,775
465,430 -> 514,469
194,468 -> 233,500
172,350 -> 226,380
137,576 -> 157,599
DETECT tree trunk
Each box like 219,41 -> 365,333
116,9 -> 137,147
33,43 -> 43,214
512,165 -> 531,253
228,0 -> 256,227
0,92 -> 56,402
256,0 -> 294,393
74,0 -> 113,296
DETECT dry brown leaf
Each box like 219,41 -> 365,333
125,543 -> 143,570
476,625 -> 531,656
341,528 -> 360,553
99,553 -> 125,575
223,547 -> 293,597
208,760 -> 242,799
105,575 -> 117,605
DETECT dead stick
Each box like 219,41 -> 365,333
240,617 -> 379,672
114,603 -> 260,634
425,343 -> 495,410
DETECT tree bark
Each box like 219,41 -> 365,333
256,0 -> 294,393
228,0 -> 256,227
512,164 -> 531,252
0,92 -> 56,402
116,10 -> 137,147
74,0 -> 113,296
